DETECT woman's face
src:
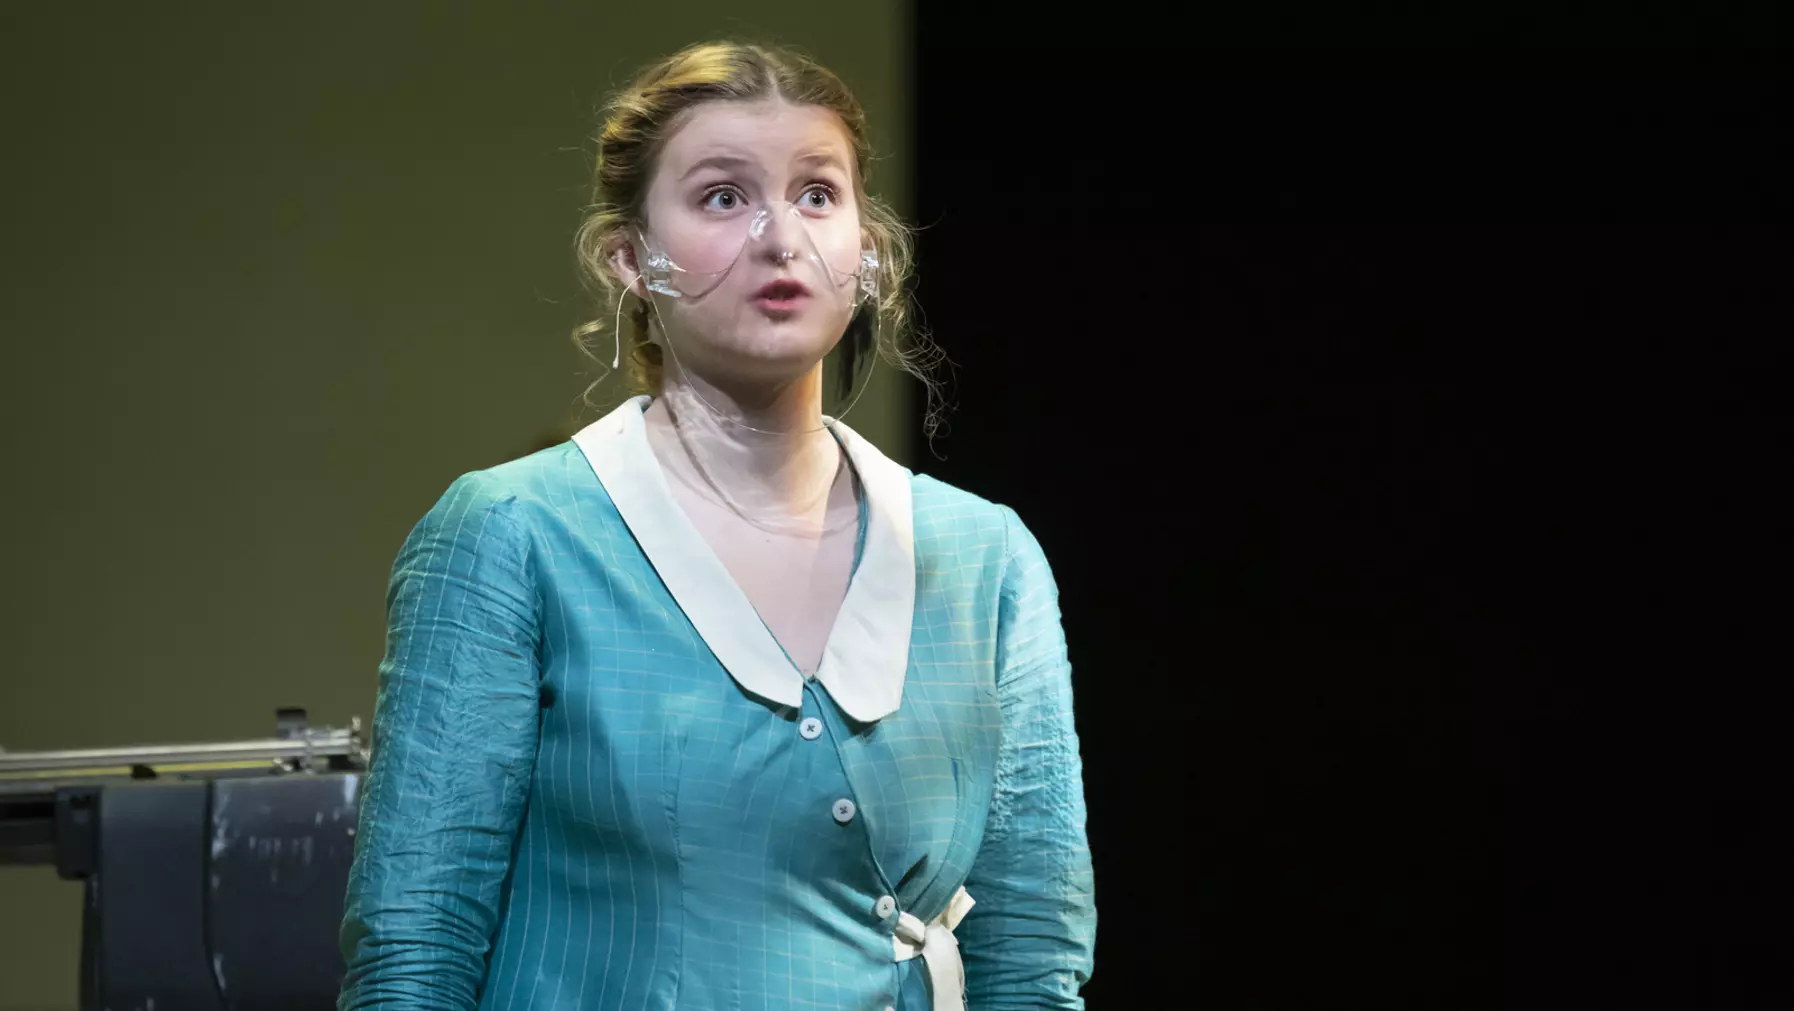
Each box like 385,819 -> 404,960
628,98 -> 864,389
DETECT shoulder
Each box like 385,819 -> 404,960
423,442 -> 606,525
909,473 -> 1050,575
404,442 -> 611,561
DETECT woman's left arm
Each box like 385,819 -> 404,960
956,505 -> 1098,1010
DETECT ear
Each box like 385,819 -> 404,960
608,236 -> 645,297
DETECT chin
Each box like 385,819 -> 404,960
727,323 -> 841,376
668,309 -> 849,386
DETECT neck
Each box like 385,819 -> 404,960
643,361 -> 844,523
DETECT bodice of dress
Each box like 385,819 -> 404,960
337,398 -> 1096,1011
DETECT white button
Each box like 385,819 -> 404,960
799,717 -> 823,740
831,797 -> 857,824
874,894 -> 897,919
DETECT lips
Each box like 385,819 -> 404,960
755,280 -> 812,301
753,279 -> 812,315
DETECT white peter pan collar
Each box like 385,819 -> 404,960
571,396 -> 915,723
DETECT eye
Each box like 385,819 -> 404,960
800,184 -> 837,211
701,186 -> 744,212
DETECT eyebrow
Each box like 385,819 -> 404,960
793,151 -> 848,173
678,151 -> 850,182
679,154 -> 755,182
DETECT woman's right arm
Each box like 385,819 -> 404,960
338,473 -> 543,1010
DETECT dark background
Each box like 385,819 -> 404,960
911,3 -> 1787,1007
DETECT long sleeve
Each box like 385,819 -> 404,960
957,506 -> 1098,1009
338,473 -> 543,1010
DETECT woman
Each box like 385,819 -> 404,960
338,41 -> 1095,1011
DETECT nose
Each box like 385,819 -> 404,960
750,204 -> 806,266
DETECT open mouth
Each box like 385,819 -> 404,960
753,279 -> 812,312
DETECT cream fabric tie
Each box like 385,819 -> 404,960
892,886 -> 976,1011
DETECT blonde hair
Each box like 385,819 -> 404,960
570,41 -> 944,428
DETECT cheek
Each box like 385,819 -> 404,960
660,222 -> 747,274
811,219 -> 865,270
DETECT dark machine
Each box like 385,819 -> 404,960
0,709 -> 368,1010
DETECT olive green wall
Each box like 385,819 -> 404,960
0,5 -> 910,1007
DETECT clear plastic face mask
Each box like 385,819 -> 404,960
615,198 -> 883,435
637,199 -> 879,306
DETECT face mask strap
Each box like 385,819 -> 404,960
636,229 -> 685,298
858,247 -> 880,304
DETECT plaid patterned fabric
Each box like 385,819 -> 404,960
338,428 -> 1094,1010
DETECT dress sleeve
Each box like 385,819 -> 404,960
338,472 -> 543,1010
957,505 -> 1098,1009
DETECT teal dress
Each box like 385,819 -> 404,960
337,397 -> 1096,1010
